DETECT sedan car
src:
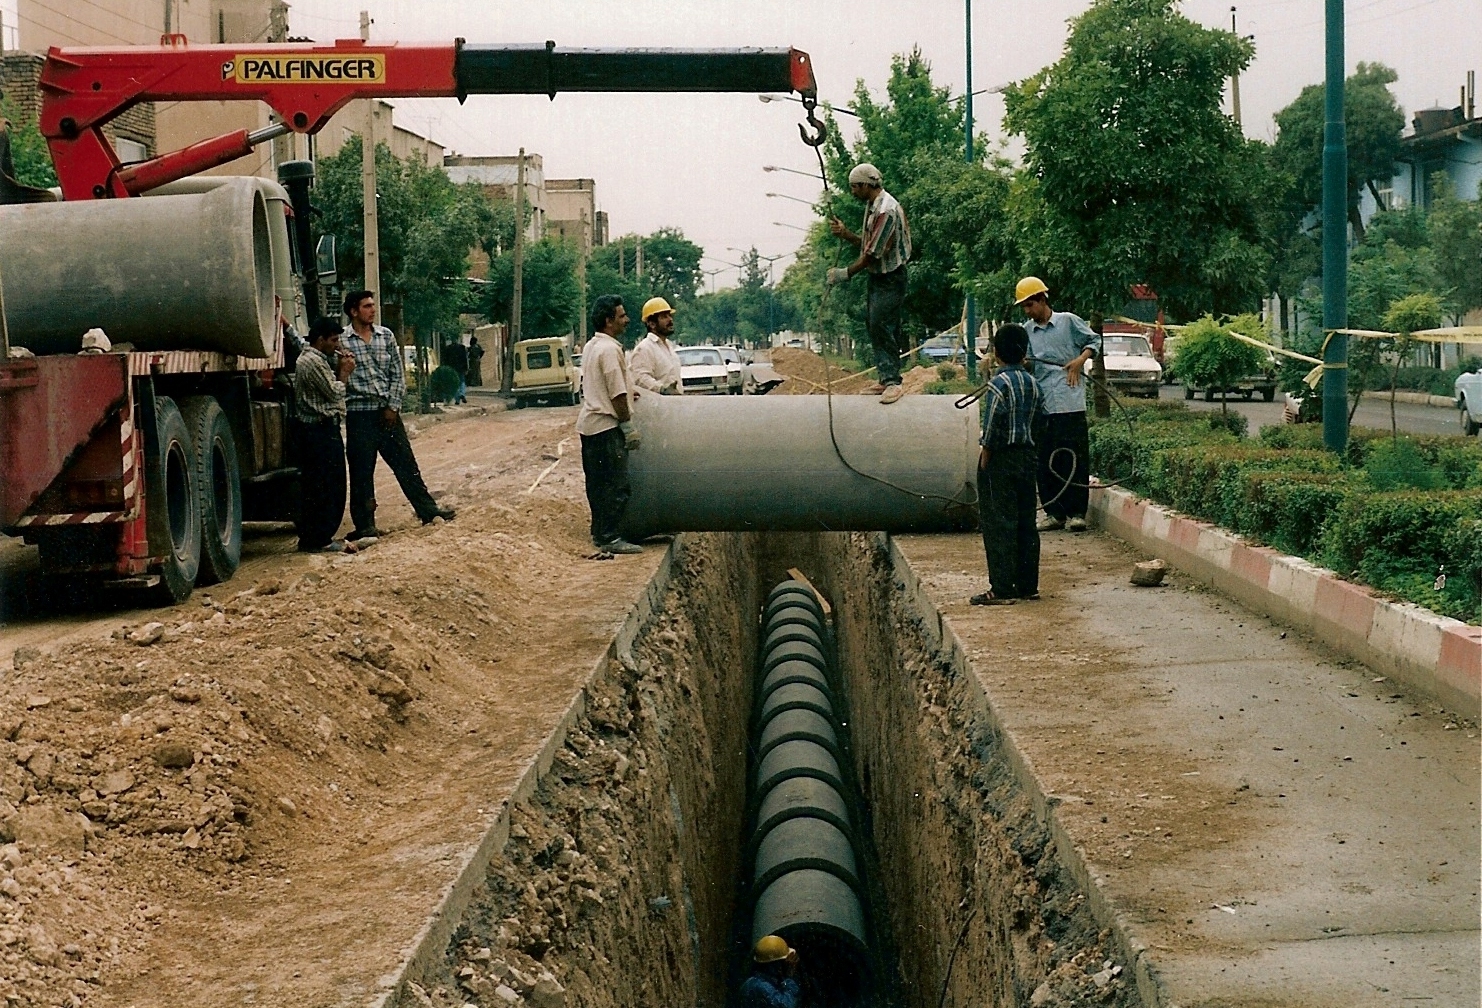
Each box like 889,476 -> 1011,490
678,347 -> 733,395
1456,365 -> 1482,435
1083,334 -> 1163,398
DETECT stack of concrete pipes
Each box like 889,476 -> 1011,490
747,579 -> 873,992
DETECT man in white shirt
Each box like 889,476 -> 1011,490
629,297 -> 683,395
577,295 -> 644,555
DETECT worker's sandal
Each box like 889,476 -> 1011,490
1066,517 -> 1088,532
879,384 -> 904,404
969,592 -> 1016,606
1036,515 -> 1065,531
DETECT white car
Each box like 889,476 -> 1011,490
678,347 -> 733,395
1084,334 -> 1163,398
715,346 -> 746,394
1456,365 -> 1482,436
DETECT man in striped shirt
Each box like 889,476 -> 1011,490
827,163 -> 912,404
341,290 -> 454,538
972,324 -> 1044,605
293,317 -> 357,553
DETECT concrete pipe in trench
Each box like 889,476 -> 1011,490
619,396 -> 978,540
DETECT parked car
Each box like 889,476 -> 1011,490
715,346 -> 746,394
919,334 -> 964,363
678,346 -> 733,395
1182,350 -> 1278,403
1083,334 -> 1163,398
1456,364 -> 1482,435
511,336 -> 579,407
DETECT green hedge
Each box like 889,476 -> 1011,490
1091,405 -> 1482,622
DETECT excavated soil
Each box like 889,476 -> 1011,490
768,348 -> 940,397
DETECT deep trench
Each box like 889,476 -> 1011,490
411,533 -> 1138,1008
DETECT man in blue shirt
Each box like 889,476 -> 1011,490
740,935 -> 801,1007
972,324 -> 1043,605
1015,277 -> 1097,532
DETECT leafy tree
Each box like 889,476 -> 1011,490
1169,314 -> 1266,413
1428,176 -> 1482,322
0,96 -> 58,188
483,237 -> 584,338
315,135 -> 497,338
1380,292 -> 1444,438
1272,62 -> 1405,240
585,229 -> 705,346
1001,0 -> 1270,320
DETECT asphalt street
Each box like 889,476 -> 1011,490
1153,384 -> 1469,438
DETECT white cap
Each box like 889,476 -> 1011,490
848,163 -> 883,186
79,328 -> 112,353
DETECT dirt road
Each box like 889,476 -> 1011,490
0,406 -> 666,1007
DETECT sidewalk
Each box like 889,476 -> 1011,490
895,530 -> 1480,1007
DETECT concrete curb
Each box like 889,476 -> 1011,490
1368,389 -> 1458,409
1089,486 -> 1481,719
881,534 -> 1169,1007
366,542 -> 678,1007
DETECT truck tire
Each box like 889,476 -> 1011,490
1262,386 -> 1276,403
1204,388 -> 1216,402
145,396 -> 201,604
181,396 -> 242,585
1184,386 -> 1195,400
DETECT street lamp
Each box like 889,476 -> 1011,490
766,191 -> 816,207
774,221 -> 809,232
762,165 -> 821,180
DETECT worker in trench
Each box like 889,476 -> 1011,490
971,324 -> 1043,605
577,295 -> 645,556
340,289 -> 455,539
1014,277 -> 1097,533
292,317 -> 360,554
628,296 -> 683,395
740,935 -> 802,1007
826,163 -> 912,405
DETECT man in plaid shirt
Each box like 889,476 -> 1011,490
972,324 -> 1044,605
294,317 -> 356,553
341,290 -> 454,538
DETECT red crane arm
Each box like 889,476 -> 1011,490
38,38 -> 818,200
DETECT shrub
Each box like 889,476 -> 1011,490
936,363 -> 962,381
1240,471 -> 1358,556
1442,517 -> 1482,622
1204,410 -> 1249,438
1363,438 -> 1445,491
1167,314 -> 1267,393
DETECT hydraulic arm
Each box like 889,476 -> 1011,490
38,39 -> 818,200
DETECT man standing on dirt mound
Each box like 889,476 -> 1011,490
341,289 -> 455,539
1015,276 -> 1097,532
577,295 -> 644,556
827,162 -> 912,405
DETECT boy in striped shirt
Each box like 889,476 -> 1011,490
972,324 -> 1044,605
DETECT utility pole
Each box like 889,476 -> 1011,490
1321,0 -> 1348,453
963,0 -> 978,381
359,10 -> 380,324
505,148 -> 525,392
1229,7 -> 1243,128
635,237 -> 644,280
268,2 -> 292,164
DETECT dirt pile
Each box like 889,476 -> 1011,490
0,409 -> 664,1007
769,347 -> 943,397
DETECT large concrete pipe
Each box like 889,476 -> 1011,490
762,640 -> 829,680
0,178 -> 275,357
620,395 -> 978,540
754,739 -> 844,807
762,621 -> 826,658
758,681 -> 836,727
751,869 -> 870,991
759,661 -> 835,714
765,581 -> 826,621
753,776 -> 855,842
753,817 -> 862,896
758,708 -> 841,763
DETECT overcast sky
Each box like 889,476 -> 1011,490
284,0 -> 1480,288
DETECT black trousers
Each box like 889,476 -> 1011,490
345,410 -> 439,532
867,266 -> 908,387
295,419 -> 346,551
1036,411 -> 1090,520
580,427 -> 631,546
978,444 -> 1040,598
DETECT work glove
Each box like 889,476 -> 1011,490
825,267 -> 850,286
620,421 -> 641,450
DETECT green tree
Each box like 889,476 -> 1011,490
0,96 -> 58,189
1001,0 -> 1270,320
1428,176 -> 1482,322
1380,292 -> 1444,438
1273,62 -> 1405,240
1169,314 -> 1266,413
483,237 -> 584,338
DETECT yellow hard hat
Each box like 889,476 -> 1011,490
641,296 -> 675,322
1014,276 -> 1049,304
753,935 -> 792,964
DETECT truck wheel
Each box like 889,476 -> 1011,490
181,396 -> 242,585
1262,387 -> 1276,402
1184,386 -> 1195,400
1204,388 -> 1216,402
145,396 -> 201,605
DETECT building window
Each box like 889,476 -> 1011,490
113,137 -> 149,163
1374,183 -> 1394,211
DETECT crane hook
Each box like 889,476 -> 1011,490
798,95 -> 827,148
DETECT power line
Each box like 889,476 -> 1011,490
22,0 -> 162,40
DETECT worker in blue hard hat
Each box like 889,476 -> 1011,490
740,934 -> 801,1007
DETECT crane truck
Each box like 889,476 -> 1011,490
0,38 -> 819,605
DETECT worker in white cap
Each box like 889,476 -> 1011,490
740,934 -> 801,1007
629,296 -> 683,395
827,162 -> 913,405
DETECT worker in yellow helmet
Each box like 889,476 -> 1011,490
740,935 -> 800,1007
1015,276 -> 1098,533
628,296 -> 683,395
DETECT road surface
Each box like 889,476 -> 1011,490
1156,384 -> 1468,437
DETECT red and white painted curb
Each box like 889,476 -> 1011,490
1090,485 -> 1481,719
